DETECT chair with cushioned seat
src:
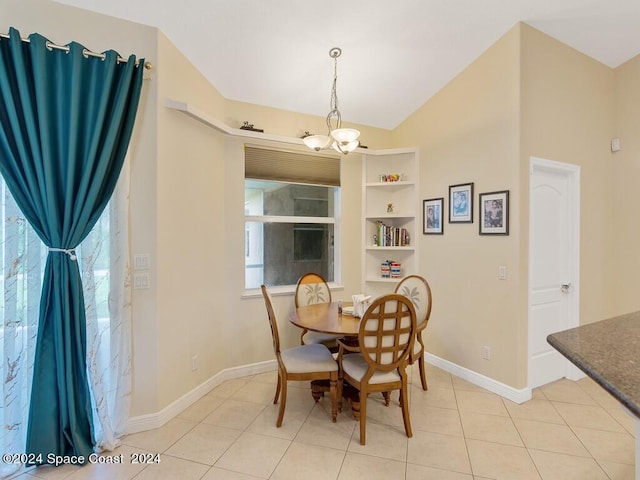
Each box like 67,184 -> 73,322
261,285 -> 339,426
295,273 -> 342,348
337,293 -> 416,445
394,274 -> 432,391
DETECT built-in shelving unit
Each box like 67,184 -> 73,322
362,147 -> 419,296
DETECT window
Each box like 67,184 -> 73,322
293,225 -> 327,261
244,146 -> 340,289
0,173 -> 130,469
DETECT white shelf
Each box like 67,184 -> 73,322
364,181 -> 416,188
165,99 -> 391,155
362,148 -> 419,296
366,246 -> 414,251
366,277 -> 402,283
365,215 -> 414,220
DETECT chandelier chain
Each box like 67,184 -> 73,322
327,51 -> 342,131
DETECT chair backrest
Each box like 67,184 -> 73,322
394,275 -> 432,329
295,272 -> 332,307
358,294 -> 416,370
261,285 -> 281,355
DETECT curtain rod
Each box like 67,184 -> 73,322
0,32 -> 152,70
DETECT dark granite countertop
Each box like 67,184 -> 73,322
547,311 -> 640,419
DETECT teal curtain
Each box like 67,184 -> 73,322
0,27 -> 144,462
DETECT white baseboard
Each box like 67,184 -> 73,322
425,353 -> 532,404
127,354 -> 533,435
126,359 -> 277,434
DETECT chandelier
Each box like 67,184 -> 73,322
303,47 -> 360,154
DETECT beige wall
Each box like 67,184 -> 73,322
153,32 -> 230,412
612,54 -> 640,314
519,23 -> 617,329
392,22 -> 631,389
225,100 -> 392,150
392,26 -> 522,386
0,0 -> 156,56
150,24 -> 388,409
153,34 -> 381,409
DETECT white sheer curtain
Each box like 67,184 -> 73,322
83,158 -> 132,451
0,181 -> 42,479
0,159 -> 131,477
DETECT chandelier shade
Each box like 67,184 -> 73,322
303,134 -> 331,151
304,47 -> 360,154
331,128 -> 359,144
332,139 -> 359,153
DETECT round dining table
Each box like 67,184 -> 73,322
288,301 -> 365,418
288,301 -> 360,337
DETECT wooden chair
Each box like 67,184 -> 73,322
261,285 -> 339,426
337,294 -> 416,445
394,275 -> 432,390
295,273 -> 342,348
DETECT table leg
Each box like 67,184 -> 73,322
342,383 -> 360,420
311,381 -> 325,402
310,380 -> 361,420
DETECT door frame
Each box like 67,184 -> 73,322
528,157 -> 582,386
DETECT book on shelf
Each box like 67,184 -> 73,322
374,221 -> 410,247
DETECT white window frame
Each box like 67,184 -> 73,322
243,187 -> 341,297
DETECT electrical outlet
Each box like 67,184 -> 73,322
482,346 -> 491,360
191,355 -> 198,371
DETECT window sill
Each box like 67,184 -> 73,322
242,283 -> 344,299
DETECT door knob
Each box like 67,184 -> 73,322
561,283 -> 572,293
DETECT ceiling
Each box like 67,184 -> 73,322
54,0 -> 640,130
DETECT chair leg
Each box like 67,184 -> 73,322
359,388 -> 368,445
276,378 -> 288,427
399,354 -> 415,405
418,353 -> 428,391
329,373 -> 338,423
274,370 -> 282,404
382,391 -> 391,406
400,376 -> 412,438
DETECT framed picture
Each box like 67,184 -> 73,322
423,198 -> 444,234
479,190 -> 509,235
449,182 -> 473,223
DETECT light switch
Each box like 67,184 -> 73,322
134,254 -> 150,270
498,266 -> 507,280
611,137 -> 621,152
134,272 -> 150,289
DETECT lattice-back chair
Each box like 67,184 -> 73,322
394,275 -> 432,390
337,294 -> 416,445
261,285 -> 339,426
295,273 -> 342,349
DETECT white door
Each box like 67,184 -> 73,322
528,158 -> 580,389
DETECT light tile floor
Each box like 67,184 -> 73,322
14,363 -> 637,480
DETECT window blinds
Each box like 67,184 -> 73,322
244,145 -> 340,187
